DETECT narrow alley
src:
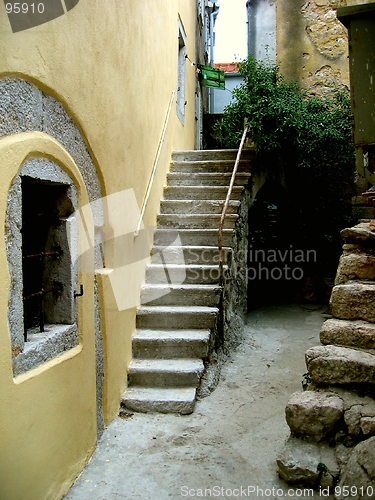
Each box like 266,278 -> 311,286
65,304 -> 329,500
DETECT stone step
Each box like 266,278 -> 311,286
132,329 -> 211,358
151,245 -> 232,265
136,305 -> 219,329
170,159 -> 251,174
160,199 -> 240,215
140,284 -> 222,306
145,264 -> 225,284
340,223 -> 375,246
122,387 -> 197,414
330,280 -> 375,323
166,172 -> 251,187
157,213 -> 238,229
153,228 -> 234,247
172,149 -> 255,162
127,358 -> 205,387
163,185 -> 244,200
320,318 -> 375,350
335,249 -> 375,285
305,345 -> 375,385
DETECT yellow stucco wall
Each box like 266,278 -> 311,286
0,1 -> 198,498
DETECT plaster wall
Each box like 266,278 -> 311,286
213,74 -> 243,114
276,0 -> 350,95
247,0 -> 276,64
0,1 -> 198,498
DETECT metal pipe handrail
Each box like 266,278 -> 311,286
134,91 -> 175,237
218,124 -> 249,286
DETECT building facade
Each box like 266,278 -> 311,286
0,1 -> 209,498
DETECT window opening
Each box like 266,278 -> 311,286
177,19 -> 187,123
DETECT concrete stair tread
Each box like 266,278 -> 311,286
128,358 -> 205,386
141,283 -> 222,291
164,185 -> 244,191
152,245 -> 232,251
132,329 -> 211,359
150,245 -> 232,264
145,264 -> 228,285
166,172 -> 251,186
163,186 -> 244,200
137,305 -> 219,314
133,328 -> 211,341
160,199 -> 240,214
153,228 -> 234,246
157,213 -> 238,220
157,217 -> 237,230
129,358 -> 205,370
146,263 -> 226,270
172,149 -> 255,162
122,387 -> 197,414
140,283 -> 222,307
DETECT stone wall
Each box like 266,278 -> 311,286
276,0 -> 350,96
277,222 -> 375,495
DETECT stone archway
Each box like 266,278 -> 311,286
0,77 -> 105,436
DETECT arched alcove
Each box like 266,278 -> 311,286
0,77 -> 105,436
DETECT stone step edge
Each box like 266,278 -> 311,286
121,387 -> 197,414
133,328 -> 211,340
137,305 -> 220,314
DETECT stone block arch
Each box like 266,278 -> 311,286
0,77 -> 105,436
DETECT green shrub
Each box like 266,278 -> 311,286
214,56 -> 356,275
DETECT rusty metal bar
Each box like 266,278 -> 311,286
218,125 -> 249,286
217,125 -> 249,343
23,285 -> 63,340
23,286 -> 62,300
23,251 -> 61,259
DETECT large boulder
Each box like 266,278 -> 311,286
344,405 -> 363,436
276,437 -> 320,486
320,319 -> 375,350
335,437 -> 375,500
285,391 -> 344,443
335,248 -> 375,285
330,281 -> 375,323
340,224 -> 375,246
306,345 -> 375,385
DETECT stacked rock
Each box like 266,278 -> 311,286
277,222 -> 375,498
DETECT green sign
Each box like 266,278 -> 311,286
197,64 -> 225,90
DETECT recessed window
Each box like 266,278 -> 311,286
21,177 -> 75,339
6,159 -> 79,376
177,19 -> 187,123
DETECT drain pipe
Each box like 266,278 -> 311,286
209,5 -> 220,113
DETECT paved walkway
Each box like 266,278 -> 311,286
65,304 -> 329,500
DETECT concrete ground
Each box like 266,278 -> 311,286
65,304 -> 331,500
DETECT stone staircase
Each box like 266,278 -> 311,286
122,149 -> 252,414
277,221 -> 375,493
305,223 -> 375,387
